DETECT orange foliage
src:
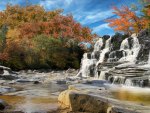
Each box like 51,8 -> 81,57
0,5 -> 95,42
106,6 -> 142,34
19,15 -> 93,41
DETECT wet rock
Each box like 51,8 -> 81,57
0,86 -> 16,94
92,51 -> 100,60
16,79 -> 32,83
0,99 -> 8,110
33,81 -> 40,84
0,66 -> 18,80
137,29 -> 150,62
56,80 -> 66,84
0,75 -> 18,80
83,80 -> 107,86
107,106 -> 139,113
58,90 -> 109,113
66,69 -> 76,73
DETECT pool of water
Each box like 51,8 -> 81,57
0,82 -> 68,113
0,94 -> 59,113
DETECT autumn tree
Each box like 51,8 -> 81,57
19,15 -> 94,42
106,6 -> 142,34
0,4 -> 63,28
0,4 -> 94,70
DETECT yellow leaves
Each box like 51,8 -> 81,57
7,29 -> 20,40
0,5 -> 62,28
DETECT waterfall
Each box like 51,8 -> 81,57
77,33 -> 143,82
76,53 -> 97,77
91,38 -> 103,59
124,79 -> 133,86
97,37 -> 112,64
93,38 -> 103,52
77,38 -> 104,77
95,70 -> 107,79
119,34 -> 141,63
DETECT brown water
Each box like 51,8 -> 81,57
0,82 -> 68,113
0,95 -> 59,112
111,87 -> 150,106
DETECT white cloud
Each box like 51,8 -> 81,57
39,0 -> 73,9
80,10 -> 114,25
92,23 -> 115,36
93,23 -> 110,33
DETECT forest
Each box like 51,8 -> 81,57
0,5 -> 96,70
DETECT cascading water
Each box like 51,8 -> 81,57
125,79 -> 134,86
97,37 -> 112,64
95,37 -> 112,79
93,38 -> 103,52
76,53 -> 97,77
77,38 -> 103,77
91,38 -> 103,59
77,33 -> 150,88
119,34 -> 141,63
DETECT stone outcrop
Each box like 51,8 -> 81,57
0,65 -> 18,80
58,83 -> 150,113
58,90 -> 109,113
0,99 -> 8,110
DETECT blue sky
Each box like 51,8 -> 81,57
0,0 -> 138,36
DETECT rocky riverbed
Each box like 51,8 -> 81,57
0,67 -> 79,113
0,66 -> 150,113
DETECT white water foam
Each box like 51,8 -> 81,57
119,34 -> 141,63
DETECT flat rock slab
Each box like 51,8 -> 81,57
58,83 -> 150,113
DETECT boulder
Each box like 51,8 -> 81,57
0,99 -> 8,110
56,80 -> 66,84
58,90 -> 109,113
0,75 -> 18,80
